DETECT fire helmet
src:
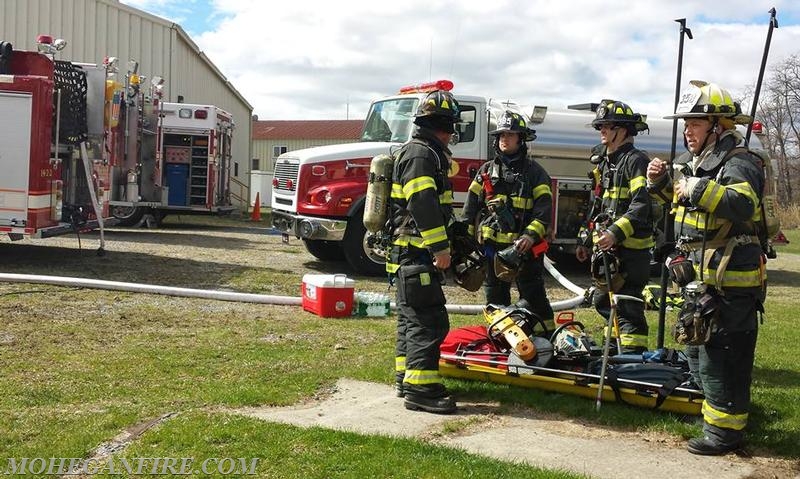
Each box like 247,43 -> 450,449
414,90 -> 461,122
591,99 -> 649,136
489,110 -> 536,141
494,244 -> 524,282
590,249 -> 625,292
664,80 -> 752,125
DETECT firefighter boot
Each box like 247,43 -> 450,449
404,394 -> 457,414
687,436 -> 741,456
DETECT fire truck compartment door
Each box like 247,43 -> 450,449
0,92 -> 32,226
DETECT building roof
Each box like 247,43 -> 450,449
253,120 -> 364,140
107,0 -> 253,111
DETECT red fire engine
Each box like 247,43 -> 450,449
0,35 -> 118,250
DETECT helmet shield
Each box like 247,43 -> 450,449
664,80 -> 752,124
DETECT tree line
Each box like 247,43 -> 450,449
752,54 -> 800,206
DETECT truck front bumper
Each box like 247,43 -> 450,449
271,209 -> 348,241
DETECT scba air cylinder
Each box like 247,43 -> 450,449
362,154 -> 394,233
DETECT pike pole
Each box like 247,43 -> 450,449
656,18 -> 692,349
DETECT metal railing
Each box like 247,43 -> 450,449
230,176 -> 249,209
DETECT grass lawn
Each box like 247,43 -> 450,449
1,223 -> 798,477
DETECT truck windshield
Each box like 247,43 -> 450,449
360,97 -> 418,143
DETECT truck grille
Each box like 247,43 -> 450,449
273,159 -> 299,192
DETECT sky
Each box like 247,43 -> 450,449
120,0 -> 800,122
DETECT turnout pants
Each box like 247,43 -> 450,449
691,292 -> 759,447
593,247 -> 650,352
484,251 -> 555,327
394,264 -> 450,398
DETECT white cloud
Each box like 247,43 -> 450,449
123,0 -> 800,121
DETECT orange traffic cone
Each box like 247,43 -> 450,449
251,192 -> 262,222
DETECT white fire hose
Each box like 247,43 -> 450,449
0,257 -> 588,314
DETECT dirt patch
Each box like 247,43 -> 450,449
233,379 -> 800,479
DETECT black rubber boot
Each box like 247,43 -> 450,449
404,394 -> 457,414
395,381 -> 404,398
687,436 -> 741,456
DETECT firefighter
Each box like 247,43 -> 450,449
575,100 -> 655,354
461,110 -> 554,330
647,81 -> 765,456
387,89 -> 460,414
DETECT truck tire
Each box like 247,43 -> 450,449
303,239 -> 345,261
342,213 -> 386,276
112,206 -> 147,226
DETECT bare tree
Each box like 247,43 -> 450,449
751,54 -> 800,205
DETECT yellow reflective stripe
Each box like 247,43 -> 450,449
527,219 -> 546,238
532,183 -> 552,199
403,369 -> 442,385
467,224 -> 475,236
702,401 -> 748,431
621,235 -> 655,249
620,333 -> 648,348
480,226 -> 517,244
629,175 -> 646,193
402,176 -> 436,198
675,209 -> 726,229
393,235 -> 427,248
603,187 -> 631,199
614,217 -> 634,238
698,266 -> 764,288
420,225 -> 448,247
511,196 -> 533,209
386,262 -> 400,274
728,182 -> 759,206
391,183 -> 404,199
698,180 -> 725,212
440,190 -> 454,205
468,180 -> 482,195
395,356 -> 406,373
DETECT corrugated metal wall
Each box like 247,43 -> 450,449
1,0 -> 253,210
252,139 -> 361,172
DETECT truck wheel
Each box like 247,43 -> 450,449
112,206 -> 147,226
342,214 -> 386,276
303,239 -> 345,261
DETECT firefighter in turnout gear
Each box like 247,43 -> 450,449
648,80 -> 765,456
576,100 -> 655,354
388,89 -> 459,414
461,110 -> 554,331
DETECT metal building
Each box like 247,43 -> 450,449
0,0 -> 253,210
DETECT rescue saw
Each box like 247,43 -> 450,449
484,303 -> 537,361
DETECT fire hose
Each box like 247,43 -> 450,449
0,257 -> 588,313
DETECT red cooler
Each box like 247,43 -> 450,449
301,274 -> 355,318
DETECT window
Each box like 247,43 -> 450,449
252,158 -> 260,171
234,162 -> 239,177
457,106 -> 477,143
273,145 -> 288,158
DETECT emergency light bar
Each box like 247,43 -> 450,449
398,79 -> 454,94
